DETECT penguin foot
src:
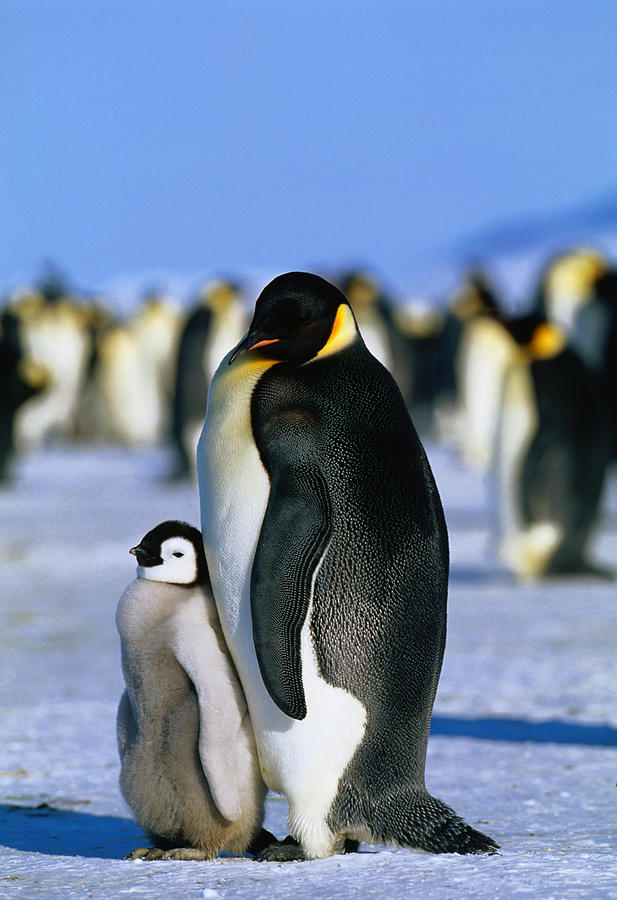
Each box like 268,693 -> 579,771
247,828 -> 278,856
343,838 -> 360,854
255,835 -> 307,862
159,847 -> 212,861
125,845 -> 216,862
427,821 -> 500,856
124,847 -> 166,861
366,789 -> 499,855
255,834 -> 359,862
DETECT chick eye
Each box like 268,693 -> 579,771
172,551 -> 184,558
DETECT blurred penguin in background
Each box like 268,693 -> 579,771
72,299 -> 115,441
446,269 -> 505,465
495,318 -> 612,580
581,268 -> 617,458
11,269 -> 93,451
445,268 -> 502,393
339,271 -> 394,369
94,292 -> 183,445
531,247 -> 617,459
390,299 -> 446,433
339,270 -> 415,408
0,307 -> 50,482
169,280 -> 246,479
532,247 -> 608,338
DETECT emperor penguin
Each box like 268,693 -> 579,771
533,247 -> 608,337
11,286 -> 92,450
339,271 -> 393,369
495,322 -> 611,579
197,272 -> 499,861
170,280 -> 246,479
448,270 -> 505,467
0,308 -> 50,482
116,520 -> 273,860
95,295 -> 183,446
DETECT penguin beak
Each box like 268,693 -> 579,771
228,334 -> 280,365
129,545 -> 161,566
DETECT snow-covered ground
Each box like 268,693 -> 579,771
1,441 -> 616,898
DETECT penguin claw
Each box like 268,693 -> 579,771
125,846 -> 216,862
255,835 -> 307,862
343,838 -> 360,854
247,828 -> 278,856
161,847 -> 210,861
433,823 -> 500,856
458,825 -> 500,855
124,847 -> 166,861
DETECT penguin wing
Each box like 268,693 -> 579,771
195,686 -> 247,823
174,630 -> 247,823
116,689 -> 136,760
251,464 -> 332,720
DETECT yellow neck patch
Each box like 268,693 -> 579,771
529,323 -> 567,359
315,303 -> 358,360
230,344 -> 281,376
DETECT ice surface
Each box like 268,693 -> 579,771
1,443 -> 616,898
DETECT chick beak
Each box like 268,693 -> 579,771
129,545 -> 160,565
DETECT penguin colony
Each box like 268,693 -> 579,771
9,252 -> 611,861
5,252 -> 616,580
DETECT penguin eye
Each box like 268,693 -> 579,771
172,551 -> 184,558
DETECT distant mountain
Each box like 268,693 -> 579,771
449,189 -> 617,259
410,188 -> 617,308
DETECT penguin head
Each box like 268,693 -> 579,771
340,270 -> 380,313
130,520 -> 209,587
228,271 -> 358,366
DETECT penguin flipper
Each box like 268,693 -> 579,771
174,638 -> 247,823
116,689 -> 136,759
251,465 -> 332,721
195,696 -> 246,823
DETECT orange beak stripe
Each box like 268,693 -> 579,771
247,338 -> 280,351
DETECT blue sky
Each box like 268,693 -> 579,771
3,0 -> 617,298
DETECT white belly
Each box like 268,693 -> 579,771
197,350 -> 366,856
496,360 -> 562,580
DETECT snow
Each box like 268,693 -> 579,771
1,442 -> 616,898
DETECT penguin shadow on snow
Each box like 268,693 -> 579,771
430,716 -> 617,746
448,565 -> 514,585
0,803 -> 146,859
448,560 -> 614,585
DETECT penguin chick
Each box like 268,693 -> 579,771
116,520 -> 273,860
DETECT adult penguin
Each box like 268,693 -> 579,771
197,272 -> 498,862
339,270 -> 415,410
12,271 -> 93,449
0,308 -> 49,482
532,247 -> 607,335
170,281 -> 246,479
496,321 -> 612,579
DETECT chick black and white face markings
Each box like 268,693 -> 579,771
229,272 -> 353,366
130,520 -> 209,586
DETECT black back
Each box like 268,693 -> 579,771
0,310 -> 47,482
250,334 -> 449,787
519,348 -> 611,572
170,305 -> 213,474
